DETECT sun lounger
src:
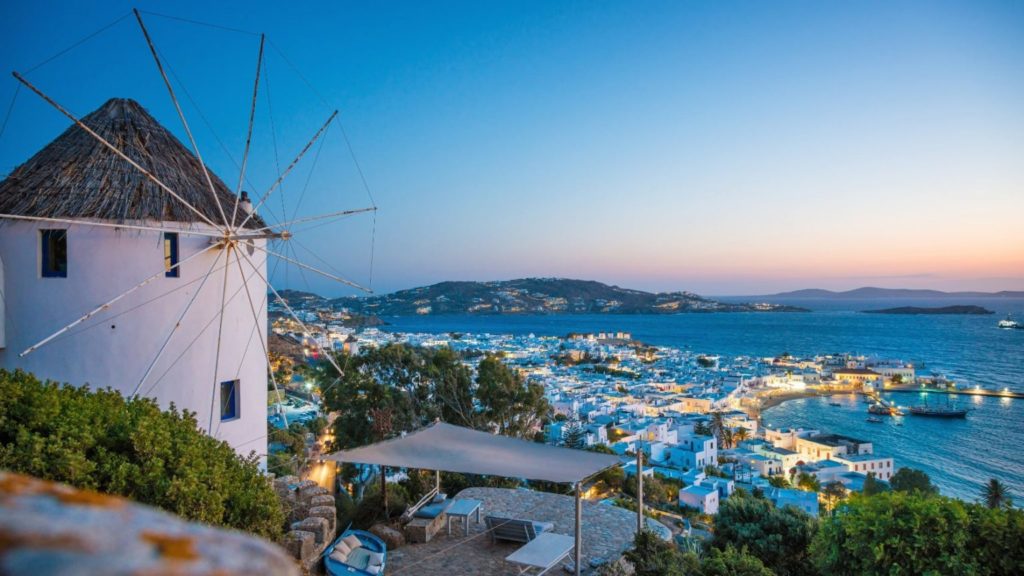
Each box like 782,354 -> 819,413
484,515 -> 555,544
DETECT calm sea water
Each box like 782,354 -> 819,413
381,298 -> 1024,501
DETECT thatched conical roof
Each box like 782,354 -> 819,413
0,98 -> 264,229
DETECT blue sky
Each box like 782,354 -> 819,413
2,1 -> 1022,296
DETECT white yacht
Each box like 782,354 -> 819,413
998,316 -> 1021,329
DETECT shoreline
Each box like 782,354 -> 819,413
754,389 -> 861,413
753,385 -> 1024,416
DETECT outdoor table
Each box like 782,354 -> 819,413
504,532 -> 575,575
445,498 -> 483,536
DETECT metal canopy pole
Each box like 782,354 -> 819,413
637,449 -> 644,533
574,481 -> 582,576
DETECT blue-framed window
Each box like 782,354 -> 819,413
164,232 -> 179,278
41,229 -> 68,278
220,379 -> 240,421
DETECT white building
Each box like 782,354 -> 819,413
679,484 -> 719,514
664,434 -> 717,470
833,453 -> 895,481
0,98 -> 268,460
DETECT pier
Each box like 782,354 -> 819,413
882,385 -> 1024,401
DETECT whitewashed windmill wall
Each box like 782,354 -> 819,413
0,221 -> 269,457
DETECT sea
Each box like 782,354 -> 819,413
380,296 -> 1024,503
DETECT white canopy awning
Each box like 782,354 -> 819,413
324,422 -> 621,484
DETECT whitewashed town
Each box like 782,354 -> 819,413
269,296 -> 926,523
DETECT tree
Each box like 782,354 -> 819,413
475,354 -> 549,438
861,472 -> 888,496
809,491 -> 1024,575
732,427 -> 750,445
713,491 -> 818,576
709,412 -> 728,448
0,369 -> 284,539
562,420 -> 586,449
821,481 -> 847,515
623,529 -> 693,576
768,475 -> 791,489
983,478 -> 1013,510
890,467 -> 938,495
694,421 -> 712,436
796,472 -> 820,493
701,545 -> 774,576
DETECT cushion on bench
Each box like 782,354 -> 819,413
414,499 -> 451,519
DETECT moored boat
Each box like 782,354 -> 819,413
998,315 -> 1021,329
908,405 -> 969,418
868,403 -> 903,416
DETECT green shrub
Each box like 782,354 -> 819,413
0,369 -> 284,540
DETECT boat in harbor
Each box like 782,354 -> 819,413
829,402 -> 842,407
866,416 -> 883,423
868,403 -> 903,416
908,402 -> 969,418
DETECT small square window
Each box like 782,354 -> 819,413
164,232 -> 179,278
41,229 -> 68,278
220,379 -> 240,421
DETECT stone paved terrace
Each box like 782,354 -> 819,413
386,487 -> 640,576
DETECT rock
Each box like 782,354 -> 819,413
291,517 -> 329,545
310,494 -> 335,508
282,530 -> 315,562
299,485 -> 329,502
0,472 -> 298,576
369,523 -> 406,549
273,475 -> 301,499
308,505 -> 337,536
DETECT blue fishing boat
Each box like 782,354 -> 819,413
325,529 -> 387,575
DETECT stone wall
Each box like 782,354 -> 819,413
274,475 -> 338,572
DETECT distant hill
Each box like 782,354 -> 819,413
863,305 -> 995,315
327,278 -> 808,316
761,287 -> 1024,300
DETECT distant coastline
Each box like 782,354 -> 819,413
739,287 -> 1024,300
862,305 -> 995,315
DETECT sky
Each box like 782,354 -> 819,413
1,1 -> 1022,296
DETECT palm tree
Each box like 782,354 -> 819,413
822,480 -> 847,515
721,428 -> 734,450
983,478 -> 1012,509
710,411 -> 727,447
733,427 -> 750,445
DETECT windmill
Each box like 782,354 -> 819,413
0,9 -> 375,463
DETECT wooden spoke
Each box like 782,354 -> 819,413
20,241 -> 221,357
233,244 -> 288,428
11,71 -> 221,229
134,9 -> 230,228
0,213 -> 222,237
252,206 -> 376,233
208,244 -> 234,432
137,254 -> 261,399
131,249 -> 225,399
237,249 -> 348,381
236,110 -> 338,231
230,34 -> 265,229
253,243 -> 370,293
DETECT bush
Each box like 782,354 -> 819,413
352,482 -> 409,528
0,369 -> 284,539
713,491 -> 817,576
811,491 -> 1024,575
